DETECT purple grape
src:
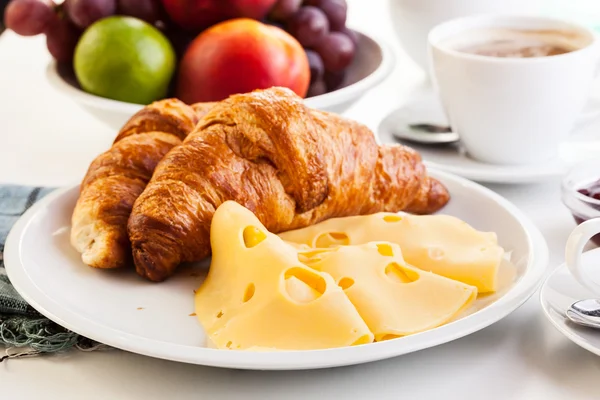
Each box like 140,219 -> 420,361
319,0 -> 346,31
46,17 -> 81,62
66,0 -> 116,29
288,6 -> 329,47
305,49 -> 324,84
117,0 -> 162,23
165,28 -> 195,59
307,79 -> 327,97
316,31 -> 355,72
303,0 -> 323,6
269,0 -> 302,21
264,19 -> 286,31
4,0 -> 55,36
338,26 -> 358,47
324,69 -> 346,91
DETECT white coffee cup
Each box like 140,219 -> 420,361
428,15 -> 600,165
566,219 -> 600,295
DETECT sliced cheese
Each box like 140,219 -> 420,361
195,201 -> 374,351
299,242 -> 478,340
280,213 -> 504,293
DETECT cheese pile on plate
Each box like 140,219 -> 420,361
280,212 -> 504,293
195,202 -> 503,351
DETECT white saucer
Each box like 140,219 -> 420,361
540,248 -> 600,356
378,94 -> 600,184
4,170 -> 549,370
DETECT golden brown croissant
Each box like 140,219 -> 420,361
128,87 -> 449,282
70,99 -> 210,269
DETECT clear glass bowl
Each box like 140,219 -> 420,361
561,160 -> 600,246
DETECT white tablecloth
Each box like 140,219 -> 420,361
1,1 -> 600,399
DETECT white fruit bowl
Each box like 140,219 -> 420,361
45,29 -> 394,132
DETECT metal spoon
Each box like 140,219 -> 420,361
566,299 -> 600,329
392,123 -> 460,145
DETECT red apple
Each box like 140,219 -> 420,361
161,0 -> 277,32
176,18 -> 310,103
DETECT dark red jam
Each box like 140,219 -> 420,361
574,181 -> 600,246
578,182 -> 600,200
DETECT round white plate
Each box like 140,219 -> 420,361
4,170 -> 549,370
378,95 -> 600,184
540,248 -> 600,356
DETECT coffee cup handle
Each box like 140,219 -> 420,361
573,60 -> 600,131
565,218 -> 600,295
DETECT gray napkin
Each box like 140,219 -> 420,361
0,185 -> 104,361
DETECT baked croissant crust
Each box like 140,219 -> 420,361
70,99 -> 208,269
128,87 -> 449,282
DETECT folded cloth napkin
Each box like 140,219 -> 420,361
0,185 -> 104,361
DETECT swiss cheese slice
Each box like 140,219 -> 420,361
299,243 -> 478,340
280,213 -> 503,293
195,201 -> 374,351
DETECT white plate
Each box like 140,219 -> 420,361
540,248 -> 600,356
378,94 -> 600,184
4,170 -> 549,370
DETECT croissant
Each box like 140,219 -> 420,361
128,87 -> 449,282
70,99 -> 213,269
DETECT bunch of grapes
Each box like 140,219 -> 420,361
3,0 -> 164,62
5,0 -> 355,99
267,0 -> 356,97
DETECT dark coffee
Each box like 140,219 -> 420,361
459,40 -> 572,58
443,28 -> 582,59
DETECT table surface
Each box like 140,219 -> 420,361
2,1 -> 600,399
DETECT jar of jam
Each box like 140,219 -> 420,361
561,162 -> 600,246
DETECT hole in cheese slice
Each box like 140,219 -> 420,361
284,267 -> 326,297
351,334 -> 373,346
243,283 -> 255,303
383,215 -> 402,223
315,232 -> 350,247
377,243 -> 394,257
338,277 -> 355,290
296,248 -> 337,265
243,226 -> 267,248
285,276 -> 322,303
385,262 -> 419,284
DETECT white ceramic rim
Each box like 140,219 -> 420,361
428,13 -> 600,64
45,28 -> 395,113
539,256 -> 600,357
4,169 -> 549,370
422,160 -> 565,184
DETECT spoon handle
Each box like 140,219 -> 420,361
566,309 -> 600,329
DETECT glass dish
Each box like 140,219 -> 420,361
561,160 -> 600,246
